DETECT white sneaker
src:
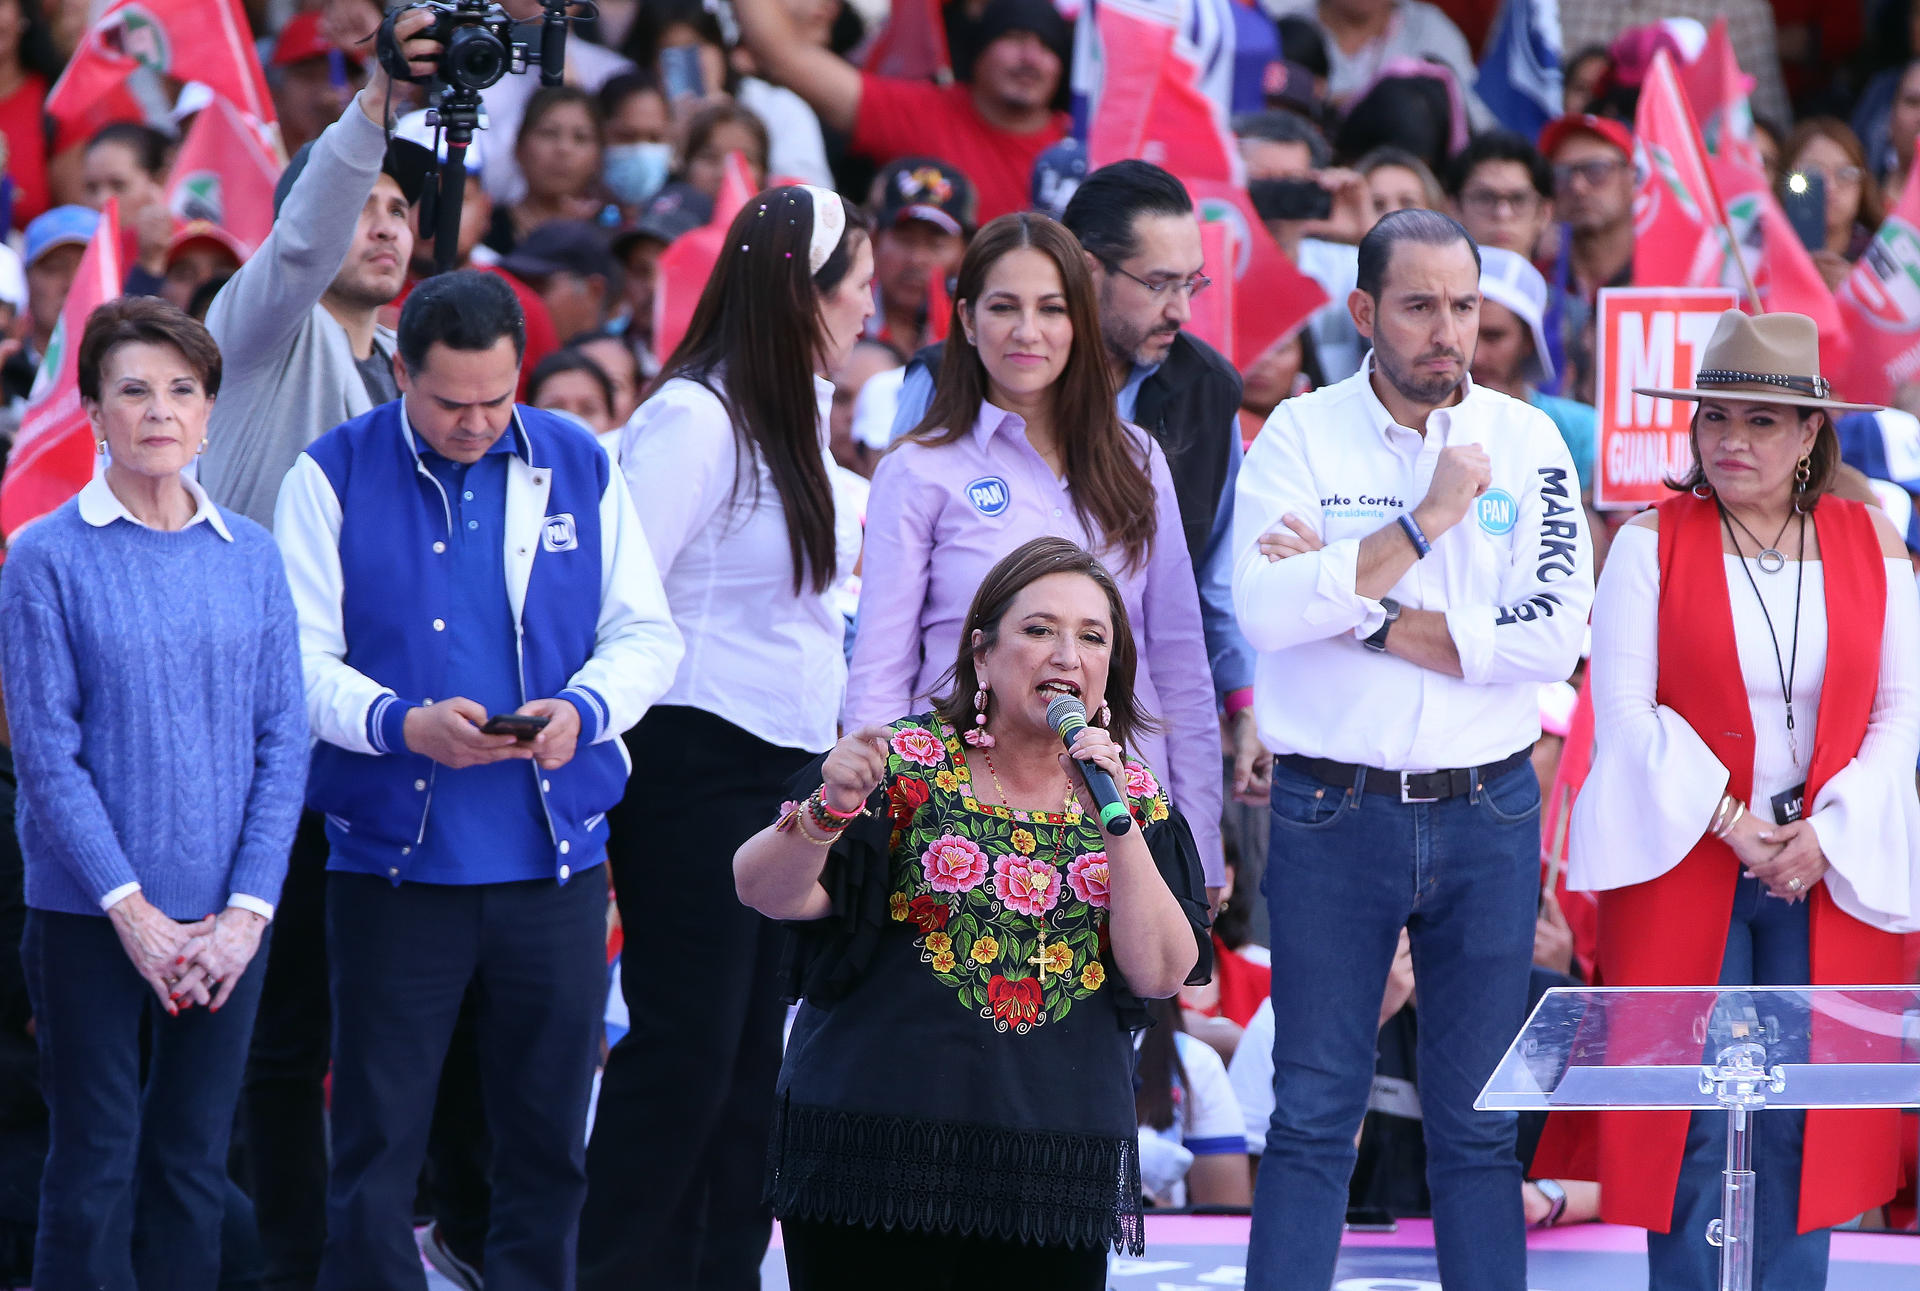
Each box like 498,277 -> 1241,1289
419,1221 -> 484,1291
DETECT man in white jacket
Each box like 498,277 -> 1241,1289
1232,209 -> 1592,1291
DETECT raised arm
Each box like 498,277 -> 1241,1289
732,0 -> 863,134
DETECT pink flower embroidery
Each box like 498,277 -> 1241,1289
1066,854 -> 1110,908
921,835 -> 989,893
891,727 -> 945,767
1124,762 -> 1159,800
992,855 -> 1060,917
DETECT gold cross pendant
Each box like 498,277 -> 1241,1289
1028,928 -> 1054,983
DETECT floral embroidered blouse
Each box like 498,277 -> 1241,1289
767,714 -> 1211,1255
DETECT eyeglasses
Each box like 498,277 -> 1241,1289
1461,187 -> 1541,216
1553,158 -> 1627,189
1100,259 -> 1212,299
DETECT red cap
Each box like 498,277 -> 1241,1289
165,220 -> 249,267
1538,113 -> 1634,163
272,11 -> 363,67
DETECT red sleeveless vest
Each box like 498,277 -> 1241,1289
1580,492 -> 1901,1233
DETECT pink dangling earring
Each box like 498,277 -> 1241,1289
1098,704 -> 1111,727
963,685 -> 995,747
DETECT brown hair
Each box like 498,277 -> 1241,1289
652,186 -> 870,594
909,212 -> 1156,572
1669,404 -> 1840,504
1783,116 -> 1882,232
518,85 -> 604,156
931,537 -> 1158,755
78,295 -> 222,403
679,101 -> 770,184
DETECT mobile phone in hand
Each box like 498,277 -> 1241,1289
1779,171 -> 1827,252
481,713 -> 551,740
660,44 -> 706,101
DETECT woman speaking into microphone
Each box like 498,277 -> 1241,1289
736,536 -> 1211,1285
1569,312 -> 1920,1288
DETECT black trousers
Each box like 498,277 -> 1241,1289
578,706 -> 814,1291
316,870 -> 607,1291
781,1219 -> 1108,1291
239,816 -> 493,1290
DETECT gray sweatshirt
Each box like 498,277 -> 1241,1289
200,103 -> 399,528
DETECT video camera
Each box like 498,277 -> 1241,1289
375,0 -> 581,272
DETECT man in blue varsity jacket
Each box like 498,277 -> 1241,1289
273,270 -> 683,1291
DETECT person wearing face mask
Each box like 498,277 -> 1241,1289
578,185 -> 873,1291
847,211 -> 1222,915
598,73 -> 674,217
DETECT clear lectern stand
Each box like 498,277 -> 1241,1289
1477,987 -> 1920,1291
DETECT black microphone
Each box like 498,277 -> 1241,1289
1045,694 -> 1133,835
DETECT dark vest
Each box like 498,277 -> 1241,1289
906,333 -> 1242,567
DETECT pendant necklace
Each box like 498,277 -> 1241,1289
1721,508 -> 1806,763
1719,501 -> 1794,574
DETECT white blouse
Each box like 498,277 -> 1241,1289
618,374 -> 861,753
1572,524 -> 1920,932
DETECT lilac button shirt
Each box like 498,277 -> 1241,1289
847,402 -> 1224,883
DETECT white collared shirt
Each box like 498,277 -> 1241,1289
1231,357 -> 1594,771
77,472 -> 234,543
617,373 -> 861,753
80,472 -> 273,919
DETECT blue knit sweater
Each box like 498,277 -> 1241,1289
0,500 -> 309,919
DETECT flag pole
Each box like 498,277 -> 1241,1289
1664,51 -> 1765,313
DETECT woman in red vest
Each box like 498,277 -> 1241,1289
1570,311 -> 1920,1288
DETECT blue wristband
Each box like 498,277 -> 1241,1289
1398,512 -> 1431,559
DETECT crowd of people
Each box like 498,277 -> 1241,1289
0,1 -> 1914,1290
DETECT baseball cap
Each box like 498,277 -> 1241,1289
612,183 -> 713,259
24,206 -> 99,268
165,220 -> 249,268
273,10 -> 363,67
273,135 -> 435,218
394,109 -> 485,178
1030,138 -> 1088,219
1477,246 -> 1555,385
874,158 -> 977,238
1262,59 -> 1322,118
1538,113 -> 1633,163
498,220 -> 617,282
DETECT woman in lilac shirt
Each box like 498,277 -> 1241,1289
848,212 -> 1223,884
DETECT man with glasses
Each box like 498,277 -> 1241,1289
1539,114 -> 1637,403
1445,131 -> 1554,260
889,160 -> 1268,904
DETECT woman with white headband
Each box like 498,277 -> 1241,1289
579,184 -> 874,1286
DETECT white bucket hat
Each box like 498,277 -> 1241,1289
1477,246 -> 1555,387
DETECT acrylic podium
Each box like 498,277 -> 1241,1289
1476,986 -> 1920,1291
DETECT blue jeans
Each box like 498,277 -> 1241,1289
1247,759 -> 1539,1291
1647,877 -> 1829,1291
22,908 -> 268,1291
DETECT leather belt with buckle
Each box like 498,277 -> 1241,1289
1277,748 -> 1533,804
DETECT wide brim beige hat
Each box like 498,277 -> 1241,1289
1632,310 -> 1880,412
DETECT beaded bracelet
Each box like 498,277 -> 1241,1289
805,786 -> 868,833
815,788 -> 869,822
775,800 -> 837,847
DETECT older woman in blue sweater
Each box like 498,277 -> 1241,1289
0,296 -> 308,1290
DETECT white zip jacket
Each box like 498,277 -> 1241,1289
1232,357 -> 1593,771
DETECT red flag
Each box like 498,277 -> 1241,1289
1631,50 -> 1742,299
47,0 -> 275,152
1836,165 -> 1920,406
652,154 -> 763,364
1680,19 -> 1763,174
165,95 -> 280,256
1679,27 -> 1848,371
0,202 -> 124,539
1184,219 -> 1235,363
1187,182 -> 1327,369
863,0 -> 951,82
1080,0 -> 1240,183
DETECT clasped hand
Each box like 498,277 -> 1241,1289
1724,812 -> 1829,902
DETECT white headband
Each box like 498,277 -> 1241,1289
802,185 -> 845,275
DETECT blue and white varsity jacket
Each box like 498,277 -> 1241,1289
273,400 -> 684,881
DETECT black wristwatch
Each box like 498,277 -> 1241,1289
1363,598 -> 1401,652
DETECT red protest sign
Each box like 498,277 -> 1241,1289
1593,286 -> 1738,509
